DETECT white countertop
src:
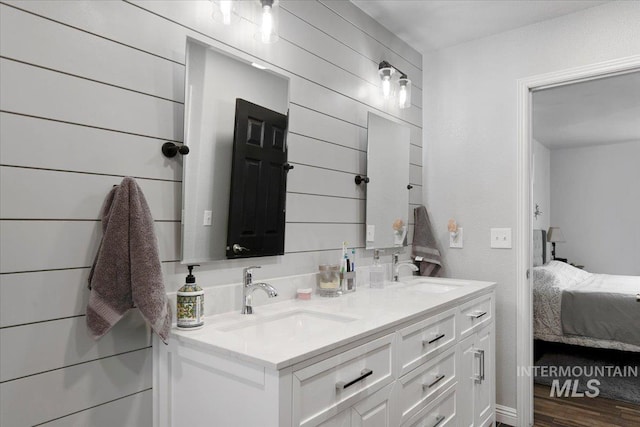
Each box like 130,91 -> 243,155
171,277 -> 496,370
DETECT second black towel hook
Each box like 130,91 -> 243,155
162,142 -> 190,158
355,175 -> 370,185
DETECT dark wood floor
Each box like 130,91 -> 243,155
533,383 -> 640,426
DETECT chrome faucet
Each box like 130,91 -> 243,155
242,266 -> 278,314
393,253 -> 419,282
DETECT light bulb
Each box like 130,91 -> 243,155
398,77 -> 411,109
398,84 -> 407,106
378,64 -> 395,99
382,77 -> 391,99
261,4 -> 273,43
220,0 -> 232,25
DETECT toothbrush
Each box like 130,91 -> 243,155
351,248 -> 355,271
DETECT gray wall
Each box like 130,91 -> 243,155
422,0 -> 640,414
0,1 -> 422,425
550,141 -> 640,275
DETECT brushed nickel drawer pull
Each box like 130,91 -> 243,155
431,415 -> 446,427
473,349 -> 485,383
467,311 -> 487,319
336,368 -> 373,390
424,333 -> 446,345
423,373 -> 446,390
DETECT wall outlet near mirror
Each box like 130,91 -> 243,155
450,227 -> 463,248
203,210 -> 212,226
366,225 -> 375,242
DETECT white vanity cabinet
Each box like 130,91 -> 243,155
457,295 -> 495,427
154,286 -> 495,427
292,334 -> 395,427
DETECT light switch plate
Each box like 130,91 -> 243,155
490,228 -> 512,248
450,227 -> 463,248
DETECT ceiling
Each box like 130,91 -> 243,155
532,71 -> 640,150
350,0 -> 610,53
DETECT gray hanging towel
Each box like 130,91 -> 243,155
87,177 -> 171,343
412,205 -> 442,277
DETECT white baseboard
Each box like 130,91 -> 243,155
496,404 -> 517,426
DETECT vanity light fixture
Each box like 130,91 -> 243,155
256,0 -> 279,44
378,61 -> 412,109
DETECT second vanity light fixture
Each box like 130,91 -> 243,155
378,61 -> 412,109
211,0 -> 279,44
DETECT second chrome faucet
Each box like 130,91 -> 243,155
241,266 -> 278,314
392,253 -> 419,282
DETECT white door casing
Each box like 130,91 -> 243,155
515,55 -> 640,427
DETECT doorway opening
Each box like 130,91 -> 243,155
515,55 -> 640,427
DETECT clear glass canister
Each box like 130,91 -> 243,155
317,264 -> 342,297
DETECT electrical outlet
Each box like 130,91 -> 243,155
450,227 -> 463,248
490,228 -> 512,248
366,225 -> 375,241
203,210 -> 212,226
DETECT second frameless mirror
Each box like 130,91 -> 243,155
365,112 -> 411,250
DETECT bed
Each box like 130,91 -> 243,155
532,229 -> 640,352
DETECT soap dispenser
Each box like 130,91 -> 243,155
177,265 -> 204,330
369,249 -> 385,289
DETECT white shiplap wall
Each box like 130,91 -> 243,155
0,1 -> 422,425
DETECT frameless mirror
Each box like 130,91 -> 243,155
181,37 -> 290,263
365,112 -> 411,250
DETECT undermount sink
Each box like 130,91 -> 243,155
215,309 -> 358,340
403,278 -> 467,294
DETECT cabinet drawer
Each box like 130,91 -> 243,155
403,384 -> 456,427
396,346 -> 456,425
459,294 -> 493,339
292,334 -> 394,427
397,308 -> 456,377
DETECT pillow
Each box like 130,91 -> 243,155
542,260 -> 592,286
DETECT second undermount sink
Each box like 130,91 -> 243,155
215,309 -> 358,341
403,278 -> 467,294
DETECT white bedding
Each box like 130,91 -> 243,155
533,261 -> 640,352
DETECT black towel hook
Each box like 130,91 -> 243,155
162,142 -> 190,158
355,175 -> 370,185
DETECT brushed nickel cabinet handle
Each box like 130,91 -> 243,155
467,311 -> 487,319
473,349 -> 485,383
423,373 -> 446,390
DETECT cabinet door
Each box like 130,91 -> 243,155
457,334 -> 476,427
474,326 -> 493,424
351,383 -> 396,427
